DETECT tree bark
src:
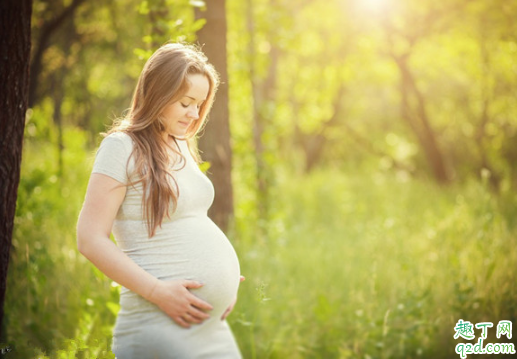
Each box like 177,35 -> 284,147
195,0 -> 234,233
0,0 -> 32,340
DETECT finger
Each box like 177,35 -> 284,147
240,276 -> 245,282
187,306 -> 211,320
174,316 -> 191,329
189,294 -> 214,311
183,280 -> 204,289
221,303 -> 235,320
221,308 -> 230,321
184,313 -> 202,324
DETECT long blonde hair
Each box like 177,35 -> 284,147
107,42 -> 219,237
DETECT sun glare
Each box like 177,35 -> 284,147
360,0 -> 390,13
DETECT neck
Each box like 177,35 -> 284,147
162,132 -> 178,144
162,132 -> 187,146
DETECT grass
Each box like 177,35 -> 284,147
4,134 -> 517,358
231,168 -> 517,358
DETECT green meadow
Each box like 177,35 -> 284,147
4,130 -> 516,358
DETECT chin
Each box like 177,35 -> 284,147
170,130 -> 188,138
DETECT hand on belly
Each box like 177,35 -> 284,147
188,270 -> 241,320
145,279 -> 214,328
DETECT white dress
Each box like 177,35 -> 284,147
91,132 -> 242,358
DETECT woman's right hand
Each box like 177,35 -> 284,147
145,279 -> 213,328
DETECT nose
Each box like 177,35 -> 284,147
188,106 -> 200,120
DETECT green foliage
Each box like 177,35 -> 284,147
30,0 -> 206,139
226,0 -> 517,184
5,129 -> 119,358
30,0 -> 517,183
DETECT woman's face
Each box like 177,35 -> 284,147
160,73 -> 209,138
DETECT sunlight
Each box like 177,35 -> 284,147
359,0 -> 390,13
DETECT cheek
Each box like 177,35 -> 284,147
163,106 -> 182,120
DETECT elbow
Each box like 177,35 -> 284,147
76,222 -> 92,257
77,222 -> 110,257
76,231 -> 88,256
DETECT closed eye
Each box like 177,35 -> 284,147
181,102 -> 202,109
183,96 -> 206,109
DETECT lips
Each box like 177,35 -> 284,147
178,121 -> 190,127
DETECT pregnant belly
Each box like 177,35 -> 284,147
115,216 -> 241,319
182,221 -> 241,318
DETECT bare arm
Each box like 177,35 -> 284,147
77,173 -> 213,327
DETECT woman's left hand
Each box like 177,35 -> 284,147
221,276 -> 245,320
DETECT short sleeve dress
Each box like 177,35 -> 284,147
91,132 -> 242,359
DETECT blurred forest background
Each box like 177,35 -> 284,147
3,0 -> 517,357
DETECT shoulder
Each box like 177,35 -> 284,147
98,132 -> 134,156
102,131 -> 133,147
92,132 -> 134,183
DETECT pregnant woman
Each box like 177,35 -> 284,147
76,43 -> 243,358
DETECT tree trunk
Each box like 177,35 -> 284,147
195,0 -> 234,233
395,54 -> 450,184
0,0 -> 32,340
245,0 -> 280,223
52,79 -> 64,178
296,84 -> 346,172
474,35 -> 500,191
245,0 -> 267,218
